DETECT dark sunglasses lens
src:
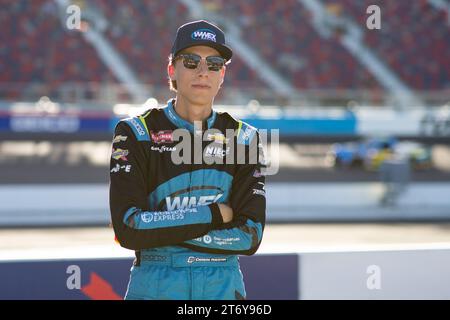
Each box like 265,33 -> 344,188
183,54 -> 201,69
206,56 -> 224,71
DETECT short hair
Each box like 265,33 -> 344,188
168,54 -> 177,92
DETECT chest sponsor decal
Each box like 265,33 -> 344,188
166,194 -> 223,211
204,146 -> 230,158
206,133 -> 229,144
150,130 -> 173,144
151,145 -> 177,153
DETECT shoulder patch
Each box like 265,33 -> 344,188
237,120 -> 257,145
122,115 -> 151,142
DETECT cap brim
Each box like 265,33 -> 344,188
174,41 -> 233,61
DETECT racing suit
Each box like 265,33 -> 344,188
109,99 -> 266,300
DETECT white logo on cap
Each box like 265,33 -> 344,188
191,29 -> 216,42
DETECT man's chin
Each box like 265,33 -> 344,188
187,96 -> 214,106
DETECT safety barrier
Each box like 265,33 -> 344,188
1,246 -> 449,299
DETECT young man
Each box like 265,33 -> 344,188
109,20 -> 266,300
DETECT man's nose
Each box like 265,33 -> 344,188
196,59 -> 209,75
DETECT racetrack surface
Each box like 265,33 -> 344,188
2,223 -> 450,260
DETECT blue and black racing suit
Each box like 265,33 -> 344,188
109,99 -> 266,300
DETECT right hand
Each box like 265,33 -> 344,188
218,203 -> 233,223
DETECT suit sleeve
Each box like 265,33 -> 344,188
181,131 -> 266,256
109,121 -> 223,251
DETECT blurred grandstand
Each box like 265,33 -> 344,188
1,0 -> 448,107
1,0 -> 450,301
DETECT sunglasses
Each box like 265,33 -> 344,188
174,53 -> 227,72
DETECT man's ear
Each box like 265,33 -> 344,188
220,66 -> 226,85
168,64 -> 175,80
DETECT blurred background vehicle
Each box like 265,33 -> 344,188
328,137 -> 433,170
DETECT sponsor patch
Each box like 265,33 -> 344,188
187,256 -> 227,264
111,148 -> 129,161
203,235 -> 212,244
206,133 -> 229,144
150,130 -> 173,144
204,146 -> 230,158
213,236 -> 241,246
242,127 -> 254,141
141,211 -> 184,223
112,135 -> 127,144
252,189 -> 266,197
151,145 -> 177,153
253,169 -> 264,178
129,118 -> 146,136
110,164 -> 131,173
141,208 -> 198,223
166,194 -> 223,211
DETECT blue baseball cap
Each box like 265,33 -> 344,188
171,20 -> 233,60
